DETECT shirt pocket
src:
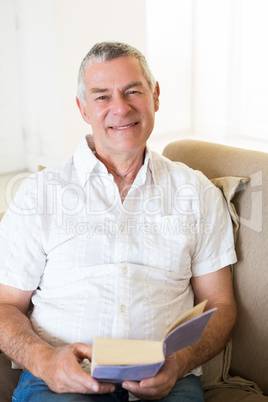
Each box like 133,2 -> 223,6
143,215 -> 196,274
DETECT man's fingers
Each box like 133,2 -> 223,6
122,354 -> 179,400
40,343 -> 115,394
72,342 -> 93,360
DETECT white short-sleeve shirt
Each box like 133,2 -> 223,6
0,136 -> 237,358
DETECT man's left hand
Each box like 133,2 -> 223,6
122,354 -> 179,400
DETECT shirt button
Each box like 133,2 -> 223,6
122,266 -> 128,274
119,224 -> 125,232
120,305 -> 126,313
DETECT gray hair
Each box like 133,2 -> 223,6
77,41 -> 156,105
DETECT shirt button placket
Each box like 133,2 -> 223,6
120,304 -> 126,313
117,262 -> 130,338
119,223 -> 125,233
120,266 -> 128,315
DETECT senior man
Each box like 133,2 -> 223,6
0,42 -> 237,401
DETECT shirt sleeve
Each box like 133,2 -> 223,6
0,175 -> 46,290
191,175 -> 237,276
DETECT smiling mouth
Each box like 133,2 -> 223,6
110,122 -> 138,130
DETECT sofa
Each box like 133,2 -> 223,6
0,139 -> 267,401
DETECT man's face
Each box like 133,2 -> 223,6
77,56 -> 159,158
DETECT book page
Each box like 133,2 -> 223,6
92,337 -> 164,368
164,300 -> 208,337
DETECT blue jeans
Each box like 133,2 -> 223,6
13,371 -> 204,402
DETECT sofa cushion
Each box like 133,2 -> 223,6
205,387 -> 268,401
210,176 -> 249,243
200,176 -> 249,389
0,353 -> 21,401
164,140 -> 268,396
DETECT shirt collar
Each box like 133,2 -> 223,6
73,135 -> 104,187
146,148 -> 157,183
73,135 -> 156,187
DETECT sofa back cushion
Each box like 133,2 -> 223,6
163,140 -> 268,395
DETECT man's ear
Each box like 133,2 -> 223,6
76,97 -> 91,124
153,81 -> 160,112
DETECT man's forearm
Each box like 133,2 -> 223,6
0,303 -> 116,394
0,304 -> 53,376
175,302 -> 237,378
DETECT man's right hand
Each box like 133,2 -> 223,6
35,342 -> 116,394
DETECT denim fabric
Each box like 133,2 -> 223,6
13,371 -> 204,402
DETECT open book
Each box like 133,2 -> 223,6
91,300 -> 216,383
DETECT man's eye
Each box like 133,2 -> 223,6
127,90 -> 139,95
96,95 -> 108,101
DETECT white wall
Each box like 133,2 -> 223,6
1,0 -> 268,174
147,0 -> 268,153
146,0 -> 193,151
16,0 -> 62,170
193,0 -> 231,139
232,0 -> 268,142
0,0 -> 25,174
192,0 -> 268,151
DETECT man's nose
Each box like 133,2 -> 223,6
110,95 -> 131,115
